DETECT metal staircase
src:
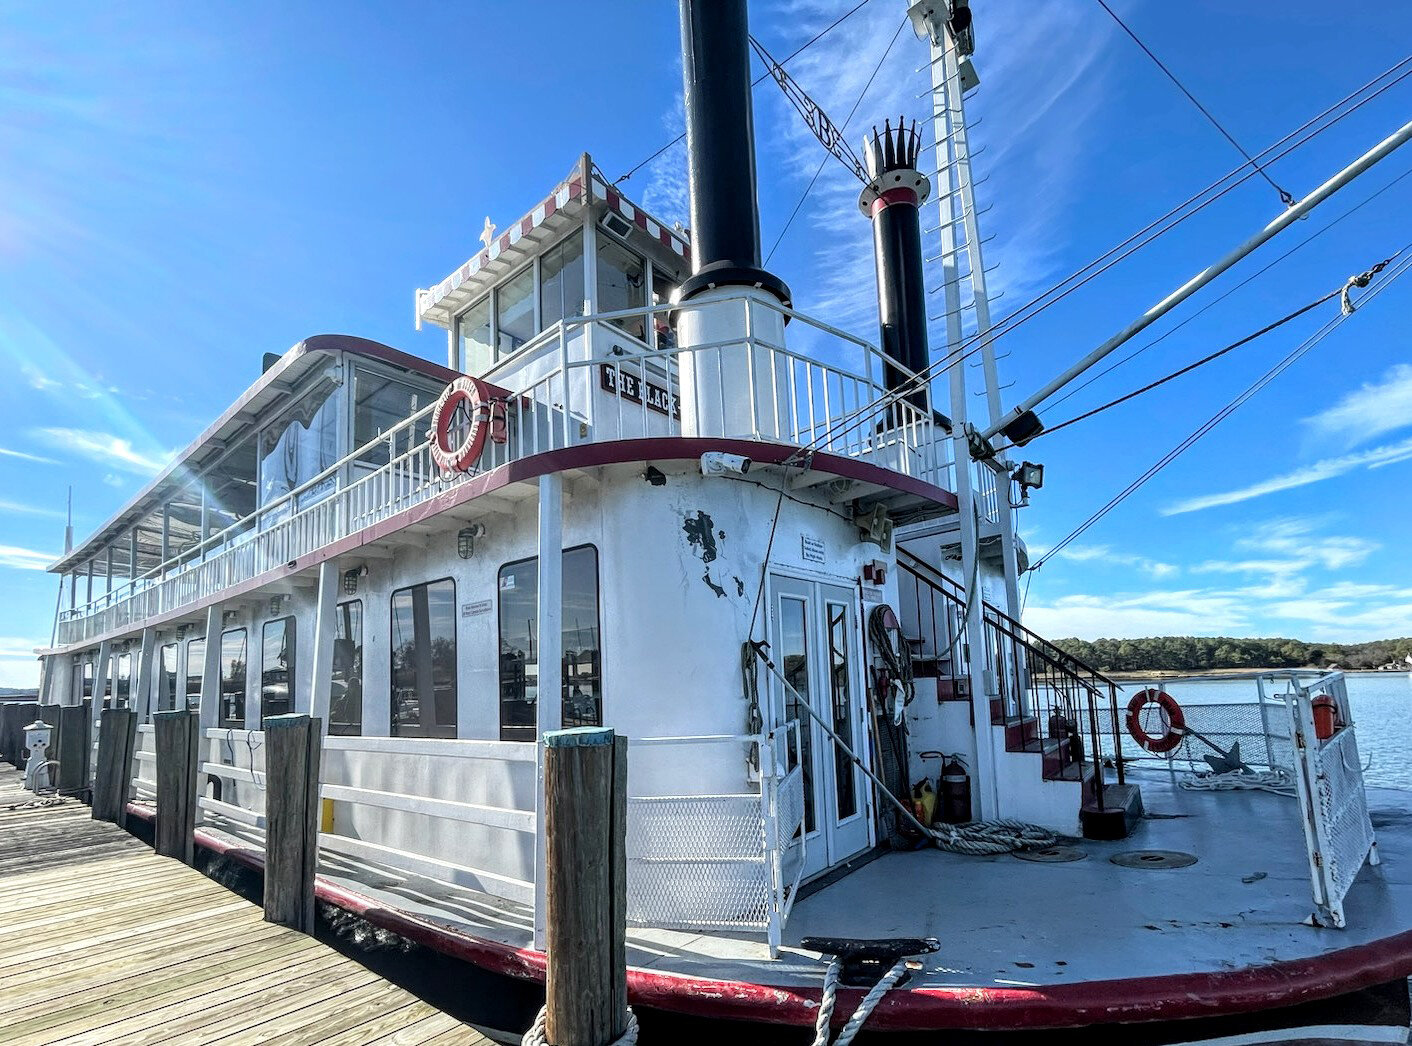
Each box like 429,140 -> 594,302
896,547 -> 1142,838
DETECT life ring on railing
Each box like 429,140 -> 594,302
1125,689 -> 1186,754
430,376 -> 492,473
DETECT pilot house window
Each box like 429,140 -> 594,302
498,546 -> 601,741
391,579 -> 456,738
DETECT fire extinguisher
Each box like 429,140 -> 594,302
938,754 -> 972,825
1312,694 -> 1342,740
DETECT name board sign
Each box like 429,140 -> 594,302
600,364 -> 681,420
801,535 -> 826,565
462,599 -> 492,618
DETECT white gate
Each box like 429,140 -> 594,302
1284,672 -> 1379,928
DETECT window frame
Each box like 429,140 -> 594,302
389,577 -> 458,739
260,615 -> 297,725
219,628 -> 249,729
330,599 -> 364,737
496,544 -> 602,742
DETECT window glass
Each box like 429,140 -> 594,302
496,266 -> 536,357
115,653 -> 132,709
390,579 -> 457,738
597,238 -> 647,340
651,268 -> 677,349
353,368 -> 436,468
220,629 -> 248,728
204,437 -> 258,547
165,486 -> 203,562
78,659 -> 93,702
826,602 -> 856,820
498,546 -> 601,741
780,596 -> 814,834
158,643 -> 178,713
261,617 -> 296,723
540,231 -> 585,331
259,373 -> 342,513
185,638 -> 205,709
330,601 -> 363,736
457,296 -> 493,376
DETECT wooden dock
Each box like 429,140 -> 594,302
0,768 -> 487,1045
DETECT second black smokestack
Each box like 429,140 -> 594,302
677,0 -> 790,307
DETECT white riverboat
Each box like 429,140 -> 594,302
27,2 -> 1412,1043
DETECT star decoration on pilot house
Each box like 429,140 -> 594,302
480,216 -> 496,251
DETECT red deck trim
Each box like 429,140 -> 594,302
123,802 -> 1412,1032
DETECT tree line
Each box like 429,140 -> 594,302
1051,635 -> 1412,673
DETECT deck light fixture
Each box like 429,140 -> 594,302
457,524 -> 486,560
342,569 -> 360,595
643,466 -> 667,486
269,595 -> 284,616
1012,461 -> 1044,507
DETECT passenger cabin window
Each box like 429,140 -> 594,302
115,653 -> 132,709
457,297 -> 494,376
540,231 -> 585,331
597,237 -> 646,341
185,638 -> 205,709
497,546 -> 602,741
158,643 -> 178,713
82,659 -> 94,702
259,374 -> 342,513
390,579 -> 456,738
353,369 -> 436,469
497,266 -> 536,357
220,629 -> 248,728
205,437 -> 258,546
330,600 -> 363,737
261,617 -> 296,723
166,485 -> 203,563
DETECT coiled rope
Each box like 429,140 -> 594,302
521,1006 -> 638,1046
811,956 -> 911,1046
1179,768 -> 1295,796
931,818 -> 1057,855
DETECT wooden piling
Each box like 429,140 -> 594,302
55,704 -> 91,795
92,707 -> 139,824
0,703 -> 20,766
154,709 -> 200,864
543,727 -> 628,1046
264,713 -> 322,933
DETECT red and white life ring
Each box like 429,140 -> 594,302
1125,689 -> 1186,754
430,376 -> 492,474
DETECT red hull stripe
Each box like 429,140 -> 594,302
120,806 -> 1412,1033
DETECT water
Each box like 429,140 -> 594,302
1116,672 -> 1412,790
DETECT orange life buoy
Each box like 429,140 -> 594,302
1125,689 -> 1186,754
430,376 -> 491,473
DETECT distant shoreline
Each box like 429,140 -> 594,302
1107,668 -> 1412,682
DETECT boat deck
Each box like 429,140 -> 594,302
0,769 -> 485,1046
189,767 -> 1412,994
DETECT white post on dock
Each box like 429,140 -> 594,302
533,471 -> 565,951
308,561 -> 338,733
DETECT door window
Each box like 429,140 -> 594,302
115,654 -> 132,709
390,579 -> 456,738
330,601 -> 363,736
158,643 -> 178,713
185,639 -> 205,709
220,629 -> 248,728
261,617 -> 296,722
779,595 -> 814,834
827,601 -> 857,820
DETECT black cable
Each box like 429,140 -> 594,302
1029,251 -> 1412,572
794,57 -> 1412,462
613,0 -> 879,186
1045,163 -> 1412,413
764,16 -> 908,264
1036,290 -> 1341,439
1096,0 -> 1294,205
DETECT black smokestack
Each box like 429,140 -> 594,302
677,0 -> 790,307
862,118 -> 931,414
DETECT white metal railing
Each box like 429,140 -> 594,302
60,295 -> 953,646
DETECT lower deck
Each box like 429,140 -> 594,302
178,768 -> 1412,1030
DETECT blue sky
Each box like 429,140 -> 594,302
1,1 -> 1410,685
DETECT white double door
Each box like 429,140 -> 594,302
769,574 -> 872,881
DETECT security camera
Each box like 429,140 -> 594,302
699,452 -> 751,477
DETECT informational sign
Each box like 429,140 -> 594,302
801,534 -> 826,565
599,364 -> 681,420
462,599 -> 492,618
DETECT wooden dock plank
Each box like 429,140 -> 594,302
0,768 -> 487,1046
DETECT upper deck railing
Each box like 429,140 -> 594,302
57,295 -> 958,647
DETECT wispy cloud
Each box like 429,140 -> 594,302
1055,543 -> 1179,578
0,545 -> 57,571
31,428 -> 171,476
0,446 -> 59,466
0,498 -> 65,520
1162,435 -> 1412,515
1233,517 -> 1378,570
1302,362 -> 1412,451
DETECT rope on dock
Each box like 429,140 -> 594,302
521,1006 -> 638,1046
811,955 -> 911,1046
931,818 -> 1058,855
1178,768 -> 1295,796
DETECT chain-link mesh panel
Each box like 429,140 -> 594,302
1311,727 -> 1375,909
1169,702 -> 1295,771
625,794 -> 772,930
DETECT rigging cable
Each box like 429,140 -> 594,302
612,0 -> 879,186
787,55 -> 1412,460
1045,164 -> 1412,413
1095,0 -> 1295,205
1027,248 -> 1412,573
764,16 -> 909,264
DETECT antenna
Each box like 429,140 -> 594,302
64,486 -> 73,556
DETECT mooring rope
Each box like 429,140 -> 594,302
1178,768 -> 1295,796
811,955 -> 912,1046
930,818 -> 1058,855
521,1006 -> 638,1046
